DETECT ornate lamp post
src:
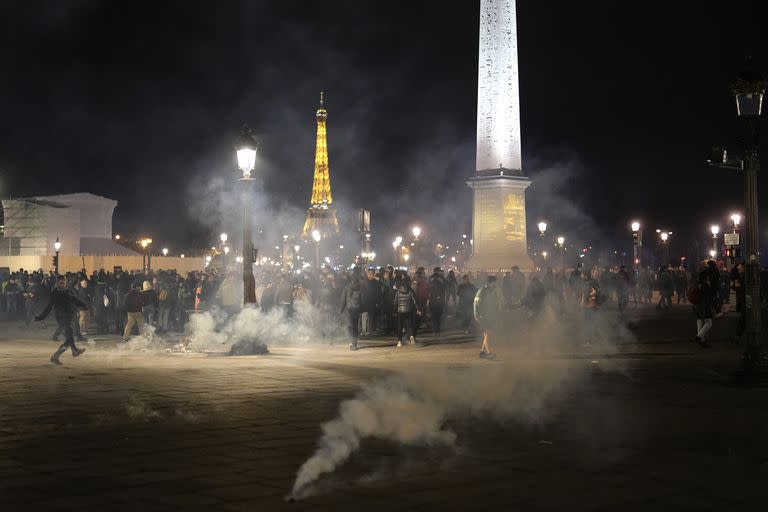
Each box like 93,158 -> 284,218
236,126 -> 257,305
557,235 -> 565,270
710,224 -> 720,256
709,63 -> 766,381
140,238 -> 153,272
53,237 -> 61,275
392,237 -> 402,267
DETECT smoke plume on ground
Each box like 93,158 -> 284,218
290,361 -> 585,498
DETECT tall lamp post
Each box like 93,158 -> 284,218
236,126 -> 257,305
312,229 -> 321,271
220,232 -> 228,271
557,235 -> 565,270
392,236 -> 402,267
710,224 -> 720,257
631,221 -> 642,269
709,62 -> 767,381
538,221 -> 548,267
659,231 -> 670,264
53,237 -> 61,275
412,226 -> 421,267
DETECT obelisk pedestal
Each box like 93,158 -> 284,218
467,0 -> 532,272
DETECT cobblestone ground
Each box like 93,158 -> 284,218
1,306 -> 767,511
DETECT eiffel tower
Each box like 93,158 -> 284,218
302,92 -> 340,238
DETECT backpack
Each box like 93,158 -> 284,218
348,288 -> 362,310
159,288 -> 168,302
686,284 -> 701,305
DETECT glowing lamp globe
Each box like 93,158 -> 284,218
312,230 -> 321,243
631,221 -> 641,232
732,65 -> 765,118
538,221 -> 547,234
711,225 -> 720,236
236,126 -> 257,177
220,233 -> 228,243
223,246 -> 230,255
162,248 -> 168,256
54,238 -> 61,252
557,236 -> 565,246
660,232 -> 669,242
731,213 -> 742,227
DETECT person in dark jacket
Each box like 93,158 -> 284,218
123,284 -> 145,341
75,279 -> 91,340
339,276 -> 364,350
393,277 -> 418,346
694,262 -> 719,347
428,267 -> 447,336
457,275 -> 477,334
140,280 -> 158,327
35,275 -> 88,365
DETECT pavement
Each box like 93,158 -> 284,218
1,304 -> 767,511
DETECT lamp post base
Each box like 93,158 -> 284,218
730,348 -> 768,387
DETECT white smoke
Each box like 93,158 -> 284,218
290,361 -> 583,498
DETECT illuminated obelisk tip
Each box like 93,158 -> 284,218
476,0 -> 522,172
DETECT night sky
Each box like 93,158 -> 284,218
0,1 -> 765,262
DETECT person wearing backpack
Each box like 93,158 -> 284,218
393,276 -> 418,347
340,275 -> 364,350
474,275 -> 500,359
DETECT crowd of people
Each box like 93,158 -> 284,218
0,255 -> 757,363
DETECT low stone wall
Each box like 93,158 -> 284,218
0,255 -> 204,275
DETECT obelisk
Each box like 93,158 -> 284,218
467,0 -> 531,272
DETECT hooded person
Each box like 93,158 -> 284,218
35,275 -> 89,365
339,275 -> 364,350
140,280 -> 158,327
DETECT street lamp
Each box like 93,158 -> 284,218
731,213 -> 742,228
312,229 -> 321,270
538,221 -> 547,236
53,237 -> 61,275
717,61 -> 766,380
412,226 -> 421,239
220,232 -> 228,244
710,224 -> 720,256
556,236 -> 565,269
140,238 -> 153,272
709,249 -> 717,258
658,231 -> 670,265
236,126 -> 257,305
631,221 -> 642,269
162,247 -> 168,257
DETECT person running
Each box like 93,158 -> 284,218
474,275 -> 500,359
35,275 -> 89,365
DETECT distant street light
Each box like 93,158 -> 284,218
312,229 -> 321,270
53,237 -> 61,274
556,236 -> 565,269
236,126 -> 257,304
220,232 -> 228,244
631,221 -> 642,269
162,248 -> 168,256
538,221 -> 547,236
412,226 -> 421,239
114,234 -> 120,240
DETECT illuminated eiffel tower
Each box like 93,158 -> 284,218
302,92 -> 339,237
